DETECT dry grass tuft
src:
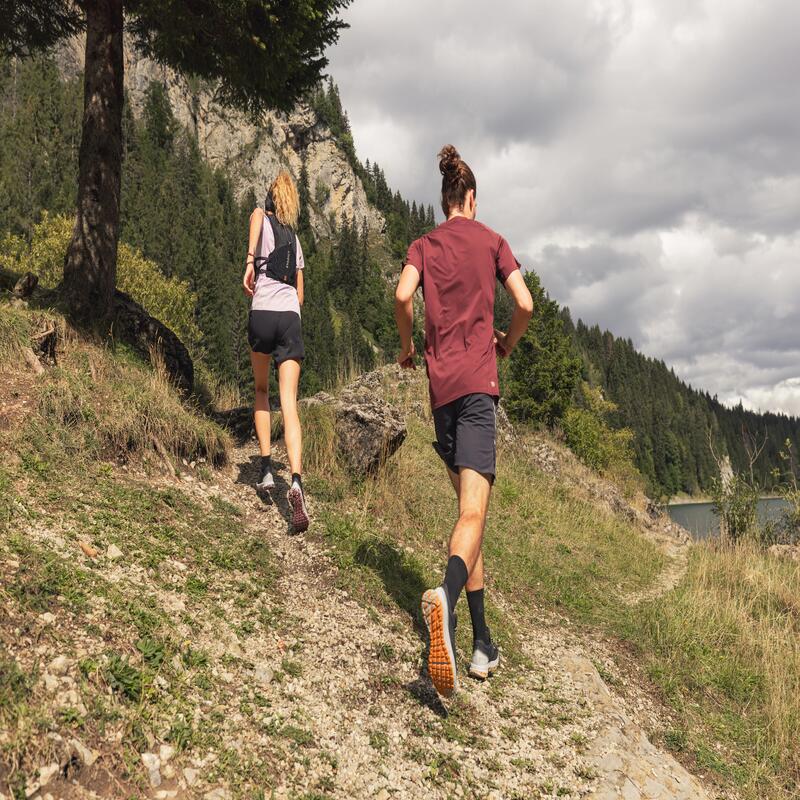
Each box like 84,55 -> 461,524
2,302 -> 229,466
630,540 -> 800,795
37,341 -> 229,465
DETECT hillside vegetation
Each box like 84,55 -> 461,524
1,298 -> 799,799
2,46 -> 799,800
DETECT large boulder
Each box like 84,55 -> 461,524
303,384 -> 406,476
217,372 -> 407,476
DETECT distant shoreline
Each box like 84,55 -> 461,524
668,494 -> 782,507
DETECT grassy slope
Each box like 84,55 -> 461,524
1,303 -> 799,799
306,373 -> 800,800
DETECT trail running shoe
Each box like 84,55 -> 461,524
256,468 -> 275,491
287,484 -> 309,533
468,633 -> 500,680
421,586 -> 458,697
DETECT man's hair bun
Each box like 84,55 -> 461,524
438,144 -> 461,176
437,144 -> 476,216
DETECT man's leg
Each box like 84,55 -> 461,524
443,468 -> 491,606
423,468 -> 491,697
444,468 -> 489,644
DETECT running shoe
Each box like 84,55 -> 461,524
421,586 -> 458,697
256,467 -> 275,491
468,633 -> 500,680
287,483 -> 309,533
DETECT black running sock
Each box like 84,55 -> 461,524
291,472 -> 303,491
260,455 -> 272,474
467,588 -> 488,643
442,555 -> 468,610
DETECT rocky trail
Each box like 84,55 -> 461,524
3,425 -> 718,800
165,437 -> 715,800
0,348 -> 723,800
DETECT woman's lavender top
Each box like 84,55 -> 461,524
251,213 -> 305,316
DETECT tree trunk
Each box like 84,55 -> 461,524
62,0 -> 124,328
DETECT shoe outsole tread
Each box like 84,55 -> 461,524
421,588 -> 457,697
288,487 -> 309,533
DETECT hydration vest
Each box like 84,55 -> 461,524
255,214 -> 298,288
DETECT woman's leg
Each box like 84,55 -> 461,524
251,351 -> 272,457
277,358 -> 302,475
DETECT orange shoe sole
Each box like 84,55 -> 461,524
421,588 -> 457,697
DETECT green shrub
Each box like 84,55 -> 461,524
710,473 -> 759,543
562,383 -> 639,489
20,212 -> 202,350
0,232 -> 26,272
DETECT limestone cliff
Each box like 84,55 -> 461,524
56,38 -> 384,239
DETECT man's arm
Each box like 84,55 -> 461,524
395,264 -> 421,367
495,270 -> 533,357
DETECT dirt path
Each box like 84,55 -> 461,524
193,439 -> 717,800
4,434 -> 715,800
621,524 -> 692,607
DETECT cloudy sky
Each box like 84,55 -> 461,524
327,0 -> 800,416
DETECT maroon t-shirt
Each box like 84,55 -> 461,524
406,216 -> 520,409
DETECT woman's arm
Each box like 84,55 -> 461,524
296,269 -> 304,306
243,208 -> 264,297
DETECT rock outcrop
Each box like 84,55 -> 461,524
216,368 -> 407,476
304,378 -> 407,477
768,543 -> 800,562
56,38 -> 384,241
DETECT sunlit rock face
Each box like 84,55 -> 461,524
57,36 -> 385,239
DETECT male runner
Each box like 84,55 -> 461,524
395,145 -> 533,697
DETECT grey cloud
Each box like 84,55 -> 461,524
327,0 -> 800,414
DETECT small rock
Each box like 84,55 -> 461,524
159,744 -> 176,763
204,789 -> 231,800
38,612 -> 56,625
141,752 -> 161,788
70,737 -> 98,767
376,790 -> 390,800
43,673 -> 59,692
253,663 -> 274,687
183,767 -> 199,786
37,764 -> 59,788
155,791 -> 178,799
48,655 -> 71,676
106,544 -> 123,560
768,544 -> 800,562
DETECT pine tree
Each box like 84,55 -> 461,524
0,0 -> 351,327
505,271 -> 582,425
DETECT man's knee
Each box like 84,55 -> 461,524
254,381 -> 269,398
458,507 -> 485,530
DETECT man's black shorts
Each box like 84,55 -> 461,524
432,393 -> 497,482
248,310 -> 305,365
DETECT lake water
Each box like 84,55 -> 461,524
667,497 -> 790,540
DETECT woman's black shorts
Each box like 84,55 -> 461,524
248,310 -> 305,365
